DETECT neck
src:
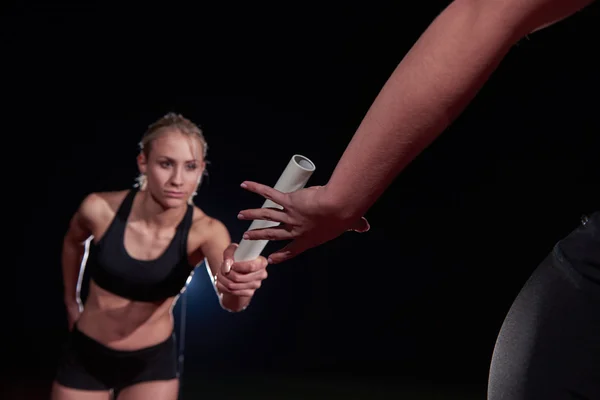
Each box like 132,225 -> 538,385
134,189 -> 187,229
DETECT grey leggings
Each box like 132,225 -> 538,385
488,246 -> 600,399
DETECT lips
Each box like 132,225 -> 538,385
165,191 -> 185,198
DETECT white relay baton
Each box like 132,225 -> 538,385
232,154 -> 316,265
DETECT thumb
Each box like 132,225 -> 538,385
222,243 -> 239,274
267,239 -> 308,265
349,217 -> 370,233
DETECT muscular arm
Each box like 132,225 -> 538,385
62,195 -> 97,306
321,0 -> 594,219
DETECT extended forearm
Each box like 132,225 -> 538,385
62,238 -> 86,305
323,0 -> 526,218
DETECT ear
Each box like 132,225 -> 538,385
137,152 -> 148,175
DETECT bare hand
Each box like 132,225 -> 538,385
237,182 -> 369,264
216,243 -> 269,297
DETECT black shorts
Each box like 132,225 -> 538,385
55,325 -> 179,391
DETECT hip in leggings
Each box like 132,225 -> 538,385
488,245 -> 600,400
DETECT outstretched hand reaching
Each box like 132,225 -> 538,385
237,181 -> 369,264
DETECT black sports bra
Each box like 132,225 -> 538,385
86,188 -> 195,302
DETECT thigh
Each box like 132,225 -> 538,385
488,250 -> 600,400
51,381 -> 111,400
116,379 -> 179,400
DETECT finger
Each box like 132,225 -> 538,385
218,276 -> 262,291
216,279 -> 230,293
222,243 -> 238,274
229,266 -> 268,281
349,217 -> 370,233
222,242 -> 239,260
217,280 -> 240,295
243,226 -> 296,241
230,257 -> 269,274
217,277 -> 261,294
237,207 -> 292,225
267,239 -> 309,264
240,181 -> 288,207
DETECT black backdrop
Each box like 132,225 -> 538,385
3,1 -> 599,398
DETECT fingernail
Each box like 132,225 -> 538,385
237,213 -> 245,219
243,232 -> 249,239
224,259 -> 233,274
240,182 -> 247,188
267,257 -> 273,264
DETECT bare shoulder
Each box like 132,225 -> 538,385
189,207 -> 230,240
186,207 -> 231,266
78,190 -> 129,225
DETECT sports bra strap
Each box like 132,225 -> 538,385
116,188 -> 137,221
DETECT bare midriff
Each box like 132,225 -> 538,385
76,280 -> 178,351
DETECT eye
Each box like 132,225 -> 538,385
186,163 -> 198,171
159,161 -> 172,168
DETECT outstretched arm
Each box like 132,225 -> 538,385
239,0 -> 594,263
319,0 -> 594,220
197,218 -> 268,312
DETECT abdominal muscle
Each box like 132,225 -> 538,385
76,280 -> 178,351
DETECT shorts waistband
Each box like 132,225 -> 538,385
72,324 -> 176,357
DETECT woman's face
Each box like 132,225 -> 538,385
138,128 -> 205,208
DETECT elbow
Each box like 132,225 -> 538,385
526,0 -> 594,34
465,0 -> 595,37
62,235 -> 82,254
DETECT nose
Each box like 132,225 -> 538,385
170,166 -> 184,187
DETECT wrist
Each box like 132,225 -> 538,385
319,184 -> 362,222
221,293 -> 251,312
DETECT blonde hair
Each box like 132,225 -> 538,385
135,112 -> 208,205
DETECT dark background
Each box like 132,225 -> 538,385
2,1 -> 599,398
